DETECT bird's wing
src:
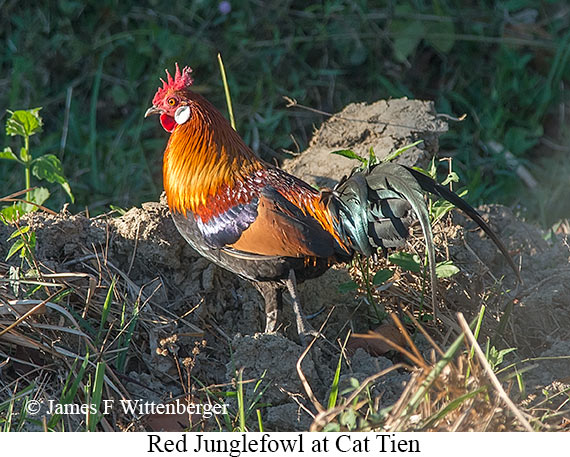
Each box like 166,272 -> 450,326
227,186 -> 340,258
194,183 -> 341,258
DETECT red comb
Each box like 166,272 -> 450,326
152,63 -> 193,105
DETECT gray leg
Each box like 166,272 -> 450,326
254,282 -> 282,333
285,269 -> 318,345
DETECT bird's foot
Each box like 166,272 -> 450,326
285,269 -> 335,354
298,326 -> 321,347
264,309 -> 278,333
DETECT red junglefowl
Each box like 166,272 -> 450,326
145,64 -> 519,342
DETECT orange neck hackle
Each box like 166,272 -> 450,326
161,91 -> 350,254
162,92 -> 263,216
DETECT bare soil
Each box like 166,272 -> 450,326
1,98 -> 568,431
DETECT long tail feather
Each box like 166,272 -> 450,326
333,161 -> 521,319
335,162 -> 438,312
403,166 -> 521,282
365,163 -> 438,312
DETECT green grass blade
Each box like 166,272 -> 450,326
88,361 -> 106,431
115,299 -> 139,372
217,53 -> 236,131
331,149 -> 367,163
245,371 -> 271,423
327,355 -> 343,410
97,277 -> 115,346
327,332 -> 350,409
423,387 -> 487,429
382,140 -> 423,163
237,369 -> 246,432
48,354 -> 89,430
256,409 -> 264,432
2,392 -> 14,432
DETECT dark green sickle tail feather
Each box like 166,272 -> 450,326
403,165 -> 521,283
334,162 -> 438,309
331,161 -> 521,314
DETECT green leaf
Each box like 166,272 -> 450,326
31,154 -> 74,202
339,407 -> 357,430
31,154 -> 64,182
441,171 -> 459,187
19,147 -> 30,162
430,198 -> 455,222
61,182 -> 73,202
430,189 -> 468,223
389,252 -> 421,272
7,227 -> 36,261
428,156 -> 437,179
8,225 -> 31,240
435,260 -> 460,279
331,149 -> 367,164
88,361 -> 106,431
0,205 -> 25,222
6,238 -> 25,260
97,278 -> 115,345
0,147 -> 19,161
368,147 -> 377,166
327,346 -> 344,410
28,187 -> 50,207
26,230 -> 36,254
487,346 -> 517,370
323,423 -> 340,432
109,205 -> 127,216
5,108 -> 43,137
372,269 -> 394,285
390,20 -> 425,62
383,140 -> 424,163
338,281 -> 359,293
425,19 -> 456,54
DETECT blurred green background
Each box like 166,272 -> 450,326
1,0 -> 569,227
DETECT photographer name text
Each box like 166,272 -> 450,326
43,400 -> 226,418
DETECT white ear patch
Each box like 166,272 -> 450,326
174,106 -> 191,125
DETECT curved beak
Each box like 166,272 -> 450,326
144,105 -> 161,118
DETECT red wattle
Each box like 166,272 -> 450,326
160,113 -> 177,132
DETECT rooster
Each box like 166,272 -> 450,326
145,64 -> 519,341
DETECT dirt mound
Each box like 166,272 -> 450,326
282,98 -> 447,188
1,98 -> 568,431
448,206 -> 570,352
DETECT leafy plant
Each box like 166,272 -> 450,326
1,2 -> 567,222
389,252 -> 459,279
485,341 -> 517,372
1,108 -> 73,219
389,252 -> 422,273
5,225 -> 36,271
332,140 -> 424,170
372,269 -> 394,286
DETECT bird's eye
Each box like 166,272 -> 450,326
168,98 -> 177,106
